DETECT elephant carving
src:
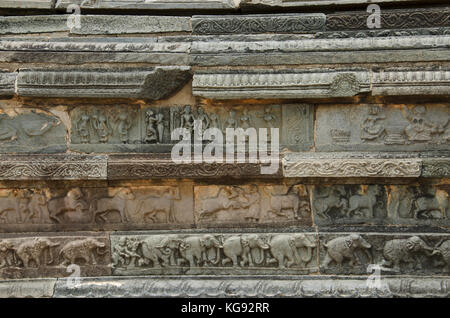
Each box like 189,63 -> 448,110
59,238 -> 106,266
267,234 -> 316,269
178,235 -> 222,267
321,234 -> 372,269
48,188 -> 89,224
138,235 -> 183,268
222,234 -> 269,267
94,188 -> 135,223
15,238 -> 60,268
432,240 -> 450,273
382,236 -> 434,271
0,240 -> 15,268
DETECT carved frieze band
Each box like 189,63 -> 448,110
193,69 -> 450,98
16,67 -> 192,100
0,155 -> 107,180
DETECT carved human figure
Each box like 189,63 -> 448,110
225,110 -> 238,129
155,112 -> 165,144
361,106 -> 386,141
91,113 -> 111,143
382,236 -> 434,271
268,234 -> 316,269
178,235 -> 222,268
209,113 -> 220,130
431,240 -> 450,273
240,109 -> 251,130
404,106 -> 443,142
116,113 -> 132,143
112,237 -> 141,268
180,106 -> 195,132
15,238 -> 60,268
59,238 -> 106,266
321,234 -> 372,269
222,234 -> 269,268
197,186 -> 244,220
195,106 -> 210,136
0,240 -> 15,268
76,114 -> 91,143
243,185 -> 261,222
144,110 -> 158,143
0,113 -> 17,142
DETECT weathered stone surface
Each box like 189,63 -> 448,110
0,0 -> 54,9
242,0 -> 440,9
69,103 -> 312,153
0,15 -> 68,35
16,67 -> 191,99
422,159 -> 450,178
71,15 -> 191,35
283,153 -> 422,178
52,275 -> 450,298
108,155 -> 280,179
0,108 -> 66,154
0,278 -> 56,298
319,233 -> 450,275
191,35 -> 450,66
0,185 -> 195,233
194,184 -> 312,226
110,232 -> 318,275
316,104 -> 450,152
0,233 -> 111,279
0,71 -> 15,97
0,155 -> 107,180
0,38 -> 190,65
56,0 -> 240,10
192,14 -> 326,34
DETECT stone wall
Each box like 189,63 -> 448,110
0,0 -> 449,297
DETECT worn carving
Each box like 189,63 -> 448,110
321,234 -> 372,269
111,232 -> 318,275
0,71 -> 16,96
381,236 -> 434,271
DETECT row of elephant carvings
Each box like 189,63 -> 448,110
111,234 -> 450,273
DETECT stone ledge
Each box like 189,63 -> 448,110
0,0 -> 54,9
51,276 -> 450,298
55,0 -> 240,10
0,278 -> 56,298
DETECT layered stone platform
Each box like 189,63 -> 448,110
0,0 -> 449,298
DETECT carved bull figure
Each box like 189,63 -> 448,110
94,188 -> 135,223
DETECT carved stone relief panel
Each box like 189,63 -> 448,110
0,185 -> 194,232
0,108 -> 66,153
319,233 -> 450,275
0,234 -> 110,279
110,232 -> 318,275
194,184 -> 312,226
316,104 -> 450,152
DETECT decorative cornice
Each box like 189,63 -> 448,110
52,276 -> 450,298
193,69 -> 450,99
192,13 -> 325,34
0,155 -> 107,180
0,71 -> 16,96
421,159 -> 450,178
16,67 -> 192,99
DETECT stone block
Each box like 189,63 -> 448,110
0,185 -> 195,233
16,67 -> 191,99
316,104 -> 450,152
0,233 -> 111,279
0,0 -> 54,9
0,108 -> 66,154
110,232 -> 318,275
0,278 -> 56,298
56,0 -> 240,10
192,14 -> 326,34
0,71 -> 16,97
422,159 -> 450,178
0,15 -> 68,34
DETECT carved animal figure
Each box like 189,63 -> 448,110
197,187 -> 243,219
413,192 -> 449,219
431,240 -> 450,273
267,187 -> 301,219
15,238 -> 60,268
346,186 -> 381,218
382,236 -> 434,271
178,235 -> 222,268
321,234 -> 372,269
59,238 -> 106,266
267,234 -> 316,269
48,188 -> 89,223
0,240 -> 15,268
0,194 -> 18,223
138,235 -> 183,268
222,234 -> 269,268
94,188 -> 135,223
314,187 -> 348,219
136,188 -> 180,224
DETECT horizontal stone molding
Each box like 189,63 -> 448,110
52,276 -> 450,298
55,0 -> 239,10
0,0 -> 55,9
422,159 -> 450,178
0,278 -> 56,298
16,67 -> 192,99
283,157 -> 422,178
0,155 -> 107,180
0,71 -> 16,97
192,14 -> 326,34
0,15 -> 69,35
